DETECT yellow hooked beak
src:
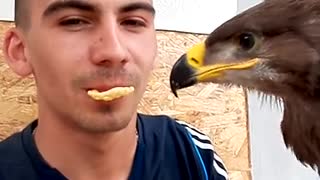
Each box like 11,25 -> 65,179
169,42 -> 259,97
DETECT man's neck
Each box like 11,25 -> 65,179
33,115 -> 138,180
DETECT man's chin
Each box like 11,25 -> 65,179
82,120 -> 132,134
67,91 -> 139,134
73,104 -> 137,134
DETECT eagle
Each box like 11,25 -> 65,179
169,0 -> 320,174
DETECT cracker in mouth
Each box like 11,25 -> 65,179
87,86 -> 135,101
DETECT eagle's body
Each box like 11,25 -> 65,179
169,0 -> 320,174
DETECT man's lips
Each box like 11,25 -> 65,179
85,83 -> 134,92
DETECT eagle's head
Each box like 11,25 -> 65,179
169,0 -> 320,100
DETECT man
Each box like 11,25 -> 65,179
0,0 -> 228,179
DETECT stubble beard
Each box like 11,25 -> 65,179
66,68 -> 140,133
60,101 -> 138,134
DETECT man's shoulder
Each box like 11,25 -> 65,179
0,130 -> 38,179
138,113 -> 215,147
138,113 -> 204,137
138,113 -> 229,180
138,113 -> 212,143
175,119 -> 229,179
0,130 -> 32,165
0,131 -> 24,156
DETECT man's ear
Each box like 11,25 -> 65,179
2,28 -> 33,77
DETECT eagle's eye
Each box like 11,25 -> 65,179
238,32 -> 256,51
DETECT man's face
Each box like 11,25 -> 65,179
20,0 -> 157,132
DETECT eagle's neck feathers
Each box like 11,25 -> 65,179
281,97 -> 320,173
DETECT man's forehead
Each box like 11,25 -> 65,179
31,0 -> 154,17
37,0 -> 153,8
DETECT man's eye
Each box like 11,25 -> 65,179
59,18 -> 88,26
122,19 -> 146,27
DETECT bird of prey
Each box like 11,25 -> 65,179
169,0 -> 320,174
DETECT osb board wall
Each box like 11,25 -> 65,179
0,21 -> 251,180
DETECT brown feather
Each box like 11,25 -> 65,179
202,0 -> 320,173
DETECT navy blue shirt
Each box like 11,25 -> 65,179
0,113 -> 228,180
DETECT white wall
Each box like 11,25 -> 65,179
1,0 -> 319,179
153,0 -> 237,33
0,0 -> 14,21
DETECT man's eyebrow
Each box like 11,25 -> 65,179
42,0 -> 99,17
119,2 -> 156,15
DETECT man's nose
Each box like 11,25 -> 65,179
90,22 -> 128,66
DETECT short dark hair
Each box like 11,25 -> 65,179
14,0 -> 30,30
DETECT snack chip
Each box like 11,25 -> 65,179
88,86 -> 135,101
